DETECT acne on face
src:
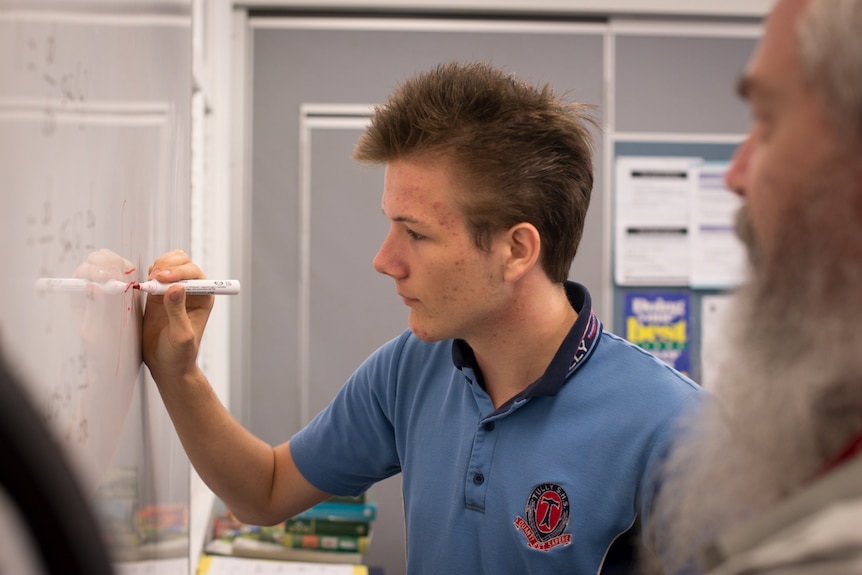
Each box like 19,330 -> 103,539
374,158 -> 509,342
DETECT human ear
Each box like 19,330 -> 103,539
502,223 -> 541,282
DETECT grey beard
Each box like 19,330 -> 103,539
645,203 -> 862,574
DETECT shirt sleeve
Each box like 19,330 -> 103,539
289,331 -> 408,497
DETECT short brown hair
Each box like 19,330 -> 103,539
354,61 -> 598,284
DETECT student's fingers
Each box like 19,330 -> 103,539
162,285 -> 200,355
148,250 -> 207,283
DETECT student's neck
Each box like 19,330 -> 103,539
467,281 -> 577,410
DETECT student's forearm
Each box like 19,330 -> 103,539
152,368 -> 293,523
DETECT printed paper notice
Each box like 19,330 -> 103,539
700,294 -> 734,392
623,290 -> 691,375
614,157 -> 700,286
690,163 -> 747,288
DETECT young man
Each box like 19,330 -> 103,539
143,62 -> 702,574
646,1 -> 862,573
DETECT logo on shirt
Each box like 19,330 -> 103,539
514,483 -> 572,551
569,312 -> 600,371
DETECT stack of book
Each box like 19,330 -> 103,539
205,495 -> 377,564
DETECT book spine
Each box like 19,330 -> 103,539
282,533 -> 369,554
284,518 -> 370,537
293,501 -> 377,522
328,494 -> 366,504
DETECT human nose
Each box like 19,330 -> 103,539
373,228 -> 406,279
725,136 -> 752,198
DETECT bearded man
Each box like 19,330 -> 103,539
646,0 -> 862,573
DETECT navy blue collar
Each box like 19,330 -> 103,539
452,281 -> 602,409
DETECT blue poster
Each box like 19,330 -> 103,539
623,291 -> 691,375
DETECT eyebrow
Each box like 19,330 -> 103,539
382,209 -> 421,226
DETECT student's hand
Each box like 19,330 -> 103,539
141,249 -> 214,384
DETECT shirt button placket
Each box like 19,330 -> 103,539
464,417 -> 497,511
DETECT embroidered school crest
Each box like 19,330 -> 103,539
514,483 -> 572,551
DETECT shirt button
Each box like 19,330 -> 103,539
483,421 -> 495,431
473,473 -> 485,485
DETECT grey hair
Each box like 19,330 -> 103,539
798,0 -> 862,145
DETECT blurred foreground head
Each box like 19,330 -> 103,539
647,0 -> 862,572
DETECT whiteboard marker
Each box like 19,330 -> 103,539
136,279 -> 241,295
36,278 -> 130,295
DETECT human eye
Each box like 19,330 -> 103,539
755,122 -> 771,142
751,109 -> 774,142
746,91 -> 775,142
738,77 -> 773,142
405,228 -> 426,241
746,96 -> 772,141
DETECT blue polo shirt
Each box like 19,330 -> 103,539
291,282 -> 703,574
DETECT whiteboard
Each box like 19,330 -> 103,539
0,1 -> 192,570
